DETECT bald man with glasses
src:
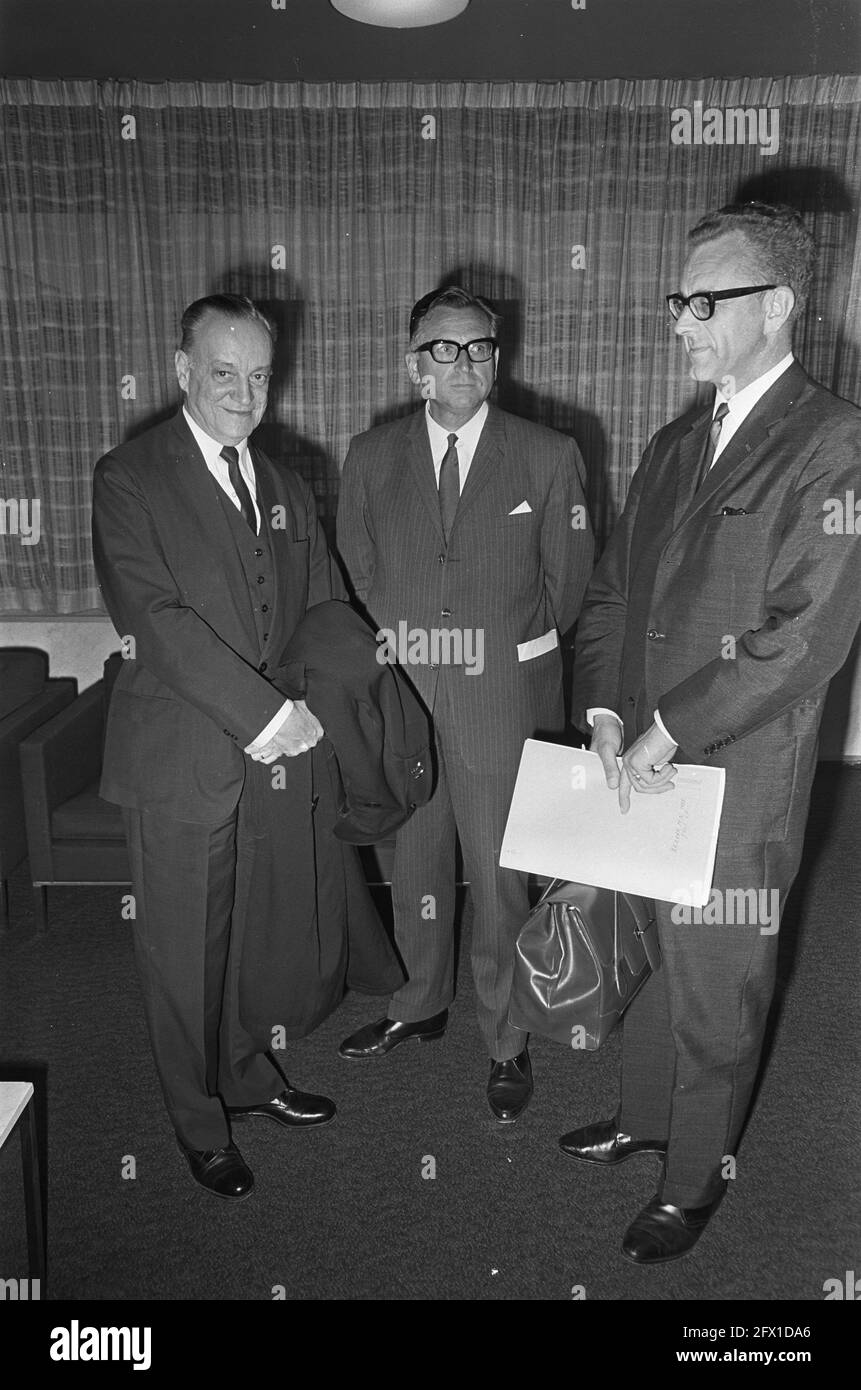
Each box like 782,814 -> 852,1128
562,202 -> 861,1263
336,286 -> 594,1121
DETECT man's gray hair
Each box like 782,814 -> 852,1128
688,202 -> 816,321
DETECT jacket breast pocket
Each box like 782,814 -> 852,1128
278,536 -> 310,607
517,629 -> 558,663
278,535 -> 309,568
703,511 -> 766,542
497,512 -> 536,558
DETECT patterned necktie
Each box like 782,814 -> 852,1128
697,401 -> 730,489
438,433 -> 460,541
220,444 -> 258,534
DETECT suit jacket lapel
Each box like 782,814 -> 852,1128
405,409 -> 446,540
253,447 -> 302,663
676,361 -> 809,525
672,407 -> 712,530
699,359 -> 808,499
453,404 -> 505,529
168,413 -> 258,638
170,413 -> 239,552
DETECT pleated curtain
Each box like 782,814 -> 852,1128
1,76 -> 859,612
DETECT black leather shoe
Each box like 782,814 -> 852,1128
177,1140 -> 254,1200
621,1192 -> 722,1264
558,1116 -> 667,1165
487,1049 -> 533,1122
338,1011 -> 448,1059
228,1086 -> 336,1128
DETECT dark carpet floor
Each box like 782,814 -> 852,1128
1,766 -> 859,1302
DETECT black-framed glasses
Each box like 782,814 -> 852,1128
414,338 -> 498,363
666,286 -> 777,322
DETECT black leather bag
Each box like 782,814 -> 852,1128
509,880 -> 661,1050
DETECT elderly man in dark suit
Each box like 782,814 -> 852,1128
336,286 -> 594,1120
561,203 -> 861,1262
92,294 -> 347,1201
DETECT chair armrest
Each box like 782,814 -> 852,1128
19,683 -> 106,881
0,680 -> 78,877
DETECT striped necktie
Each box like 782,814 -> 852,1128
220,445 -> 258,534
438,433 -> 460,541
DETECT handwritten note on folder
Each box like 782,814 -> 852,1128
500,741 -> 726,908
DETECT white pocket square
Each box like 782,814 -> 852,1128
517,629 -> 559,662
508,500 -> 532,515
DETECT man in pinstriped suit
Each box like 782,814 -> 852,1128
336,286 -> 594,1120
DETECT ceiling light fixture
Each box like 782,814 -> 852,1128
330,0 -> 470,29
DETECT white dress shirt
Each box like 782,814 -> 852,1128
425,400 -> 489,488
182,407 -> 293,752
588,354 -> 795,751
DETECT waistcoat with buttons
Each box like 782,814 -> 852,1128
212,474 -> 276,657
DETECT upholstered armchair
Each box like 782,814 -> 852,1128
0,649 -> 77,926
19,654 -> 128,929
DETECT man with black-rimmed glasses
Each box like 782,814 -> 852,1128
562,202 -> 861,1263
337,286 -> 593,1121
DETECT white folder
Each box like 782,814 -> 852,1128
500,740 -> 725,907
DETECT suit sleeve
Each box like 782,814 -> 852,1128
92,452 -> 288,747
570,434 -> 657,729
660,418 -> 861,754
540,436 -> 595,636
302,473 -> 346,607
336,437 -> 375,605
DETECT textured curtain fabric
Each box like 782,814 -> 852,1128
1,76 -> 859,613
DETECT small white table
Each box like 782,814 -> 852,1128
0,1081 -> 45,1283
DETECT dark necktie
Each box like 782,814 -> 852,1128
697,401 -> 730,489
438,433 -> 460,541
220,444 -> 258,534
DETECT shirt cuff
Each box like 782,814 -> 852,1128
586,707 -> 624,729
653,708 -> 678,749
244,698 -> 294,754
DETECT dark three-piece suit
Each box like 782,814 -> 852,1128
92,411 -> 399,1150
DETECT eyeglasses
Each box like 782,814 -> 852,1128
666,286 -> 777,321
413,338 -> 498,363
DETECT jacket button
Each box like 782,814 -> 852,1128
254,548 -> 263,557
256,575 -> 265,584
259,661 -> 268,672
646,629 -> 666,640
261,603 -> 269,613
262,633 -> 269,642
